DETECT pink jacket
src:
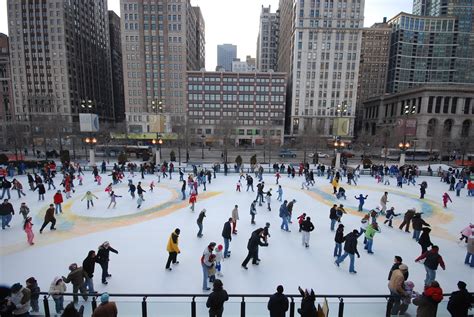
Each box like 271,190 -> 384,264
461,224 -> 474,237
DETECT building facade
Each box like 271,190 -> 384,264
355,20 -> 391,136
231,58 -> 257,73
362,85 -> 473,152
256,5 -> 279,72
7,0 -> 115,146
217,44 -> 237,72
121,0 -> 205,133
187,71 -> 286,146
278,0 -> 365,137
0,33 -> 14,146
109,11 -> 126,123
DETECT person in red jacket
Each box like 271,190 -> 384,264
415,245 -> 446,286
442,192 -> 452,208
413,281 -> 444,317
53,190 -> 64,214
467,180 -> 474,197
189,191 -> 197,212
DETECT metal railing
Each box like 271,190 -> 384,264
37,292 -> 467,317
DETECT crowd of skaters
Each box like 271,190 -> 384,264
0,159 -> 473,317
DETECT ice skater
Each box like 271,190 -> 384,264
189,191 -> 197,212
96,241 -> 119,284
297,213 -> 306,232
459,223 -> 474,243
276,185 -> 283,202
81,191 -> 98,209
265,189 -> 272,211
215,245 -> 224,277
250,200 -> 257,225
197,209 -> 206,237
380,192 -> 389,214
442,192 -> 452,208
24,216 -> 34,245
136,195 -> 144,209
107,191 -> 122,209
383,207 -> 400,227
236,180 -> 241,192
150,181 -> 155,192
300,216 -> 315,248
355,194 -> 368,211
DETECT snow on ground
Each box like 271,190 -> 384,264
0,169 -> 473,316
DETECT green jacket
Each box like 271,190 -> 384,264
365,224 -> 380,240
81,192 -> 98,201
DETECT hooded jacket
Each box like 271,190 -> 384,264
388,269 -> 407,296
63,267 -> 88,287
166,231 -> 180,253
10,286 -> 31,315
49,277 -> 67,299
413,285 -> 444,317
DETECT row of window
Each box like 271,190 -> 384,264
188,77 -> 285,83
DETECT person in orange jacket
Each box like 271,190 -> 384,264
165,228 -> 181,271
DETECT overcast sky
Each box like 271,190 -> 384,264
0,0 -> 413,70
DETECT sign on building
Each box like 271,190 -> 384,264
333,118 -> 350,136
79,114 -> 100,132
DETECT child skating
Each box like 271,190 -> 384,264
189,191 -> 197,212
459,224 -> 474,243
442,192 -> 452,208
236,180 -> 241,192
81,191 -> 98,209
215,245 -> 224,277
107,191 -> 122,209
24,216 -> 34,245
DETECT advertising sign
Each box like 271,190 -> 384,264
79,114 -> 99,132
332,118 -> 350,136
395,119 -> 417,136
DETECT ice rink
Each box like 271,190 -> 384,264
0,166 -> 473,315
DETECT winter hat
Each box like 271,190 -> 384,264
201,209 -> 207,213
209,242 -> 216,248
100,293 -> 110,303
458,281 -> 467,290
217,244 -> 223,251
174,228 -> 181,235
103,241 -> 110,248
399,264 -> 408,271
69,263 -> 78,271
404,281 -> 415,290
10,283 -> 22,293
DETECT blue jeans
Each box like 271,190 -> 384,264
84,276 -> 95,293
0,188 -> 10,199
336,252 -> 356,272
281,216 -> 289,231
55,203 -> 62,214
424,266 -> 436,286
358,203 -> 363,211
202,263 -> 209,290
223,238 -> 230,257
330,219 -> 337,231
181,190 -> 186,200
333,243 -> 342,257
366,239 -> 374,253
277,193 -> 282,201
1,214 -> 12,229
54,296 -> 64,313
413,230 -> 421,241
197,222 -> 203,236
465,252 -> 474,267
389,290 -> 402,315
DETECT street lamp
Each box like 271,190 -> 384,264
152,137 -> 163,165
151,99 -> 163,113
398,141 -> 410,166
84,137 -> 97,166
333,138 -> 345,169
201,134 -> 205,160
81,100 -> 94,112
399,104 -> 416,166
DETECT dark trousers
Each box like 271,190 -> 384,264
72,284 -> 88,302
40,218 -> 56,231
209,307 -> 224,317
100,262 -> 109,283
242,249 -> 258,266
166,252 -> 177,269
399,219 -> 411,232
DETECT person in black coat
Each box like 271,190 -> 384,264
267,285 -> 289,317
447,281 -> 473,317
241,228 -> 268,269
387,256 -> 409,281
334,224 -> 345,257
297,287 -> 316,317
221,218 -> 232,258
418,228 -> 434,255
335,230 -> 360,273
412,213 -> 430,242
96,241 -> 118,285
34,183 -> 46,200
329,204 -> 338,231
206,279 -> 228,317
82,250 -> 97,293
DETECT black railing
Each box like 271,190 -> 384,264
37,292 -> 464,317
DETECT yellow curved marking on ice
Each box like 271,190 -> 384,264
0,189 -> 222,256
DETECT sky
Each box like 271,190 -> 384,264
0,0 -> 413,70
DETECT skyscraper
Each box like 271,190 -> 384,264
278,0 -> 365,137
7,0 -> 115,145
256,5 -> 279,72
217,44 -> 237,72
0,33 -> 13,146
121,0 -> 205,133
109,11 -> 126,124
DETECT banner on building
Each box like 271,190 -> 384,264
110,132 -> 178,140
332,118 -> 350,136
79,114 -> 99,132
149,114 -> 164,133
395,119 -> 417,136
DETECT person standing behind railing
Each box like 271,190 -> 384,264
267,285 -> 289,317
206,279 -> 228,317
92,293 -> 118,317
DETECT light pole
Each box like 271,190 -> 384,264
152,136 -> 163,165
201,134 -> 205,160
398,141 -> 410,166
85,136 -> 97,166
334,138 -> 345,169
81,99 -> 94,112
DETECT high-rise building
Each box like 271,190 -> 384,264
121,0 -> 205,133
231,58 -> 257,72
278,0 -> 365,137
387,1 -> 474,93
7,0 -> 115,143
0,33 -> 13,146
109,11 -> 126,124
217,44 -> 237,72
355,20 -> 391,136
256,5 -> 279,72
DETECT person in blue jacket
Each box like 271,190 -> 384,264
354,194 -> 368,211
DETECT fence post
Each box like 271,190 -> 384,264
191,296 -> 196,317
43,295 -> 50,317
338,297 -> 344,317
240,296 -> 245,317
289,297 -> 295,317
142,296 -> 147,317
92,296 -> 97,312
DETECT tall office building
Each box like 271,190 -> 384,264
109,11 -> 126,123
0,33 -> 13,146
217,44 -> 237,72
7,0 -> 115,143
121,0 -> 205,133
278,0 -> 365,137
355,20 -> 391,135
256,5 -> 279,72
